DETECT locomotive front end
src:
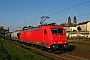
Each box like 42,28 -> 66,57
51,28 -> 68,52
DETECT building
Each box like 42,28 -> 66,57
87,21 -> 90,31
77,21 -> 89,31
73,16 -> 77,26
60,16 -> 90,38
61,16 -> 77,32
68,16 -> 71,25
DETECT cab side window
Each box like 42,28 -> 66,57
44,29 -> 47,34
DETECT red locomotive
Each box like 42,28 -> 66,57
20,25 -> 68,52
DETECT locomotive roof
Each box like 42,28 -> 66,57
22,27 -> 41,32
22,25 -> 63,32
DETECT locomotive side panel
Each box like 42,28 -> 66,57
20,29 -> 41,45
20,31 -> 26,41
41,26 -> 53,48
32,30 -> 41,44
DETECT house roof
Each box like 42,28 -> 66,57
78,21 -> 89,25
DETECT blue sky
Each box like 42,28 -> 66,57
0,0 -> 90,31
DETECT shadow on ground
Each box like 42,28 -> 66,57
66,45 -> 76,52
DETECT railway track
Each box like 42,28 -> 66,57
73,49 -> 90,55
68,39 -> 90,55
66,51 -> 90,59
11,40 -> 89,60
57,53 -> 88,60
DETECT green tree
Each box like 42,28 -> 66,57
77,26 -> 81,31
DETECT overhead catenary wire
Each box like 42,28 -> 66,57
76,13 -> 90,17
30,0 -> 90,24
57,12 -> 90,24
48,0 -> 90,16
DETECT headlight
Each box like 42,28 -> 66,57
54,42 -> 56,43
65,41 -> 67,43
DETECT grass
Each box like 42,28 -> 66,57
0,39 -> 8,60
77,39 -> 84,42
1,38 -> 50,60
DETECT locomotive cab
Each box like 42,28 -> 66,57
42,26 -> 68,52
51,28 -> 68,51
51,28 -> 67,44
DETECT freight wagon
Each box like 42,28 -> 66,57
11,30 -> 20,40
5,32 -> 12,39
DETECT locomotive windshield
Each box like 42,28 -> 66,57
51,28 -> 64,34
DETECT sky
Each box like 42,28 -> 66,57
0,0 -> 90,31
